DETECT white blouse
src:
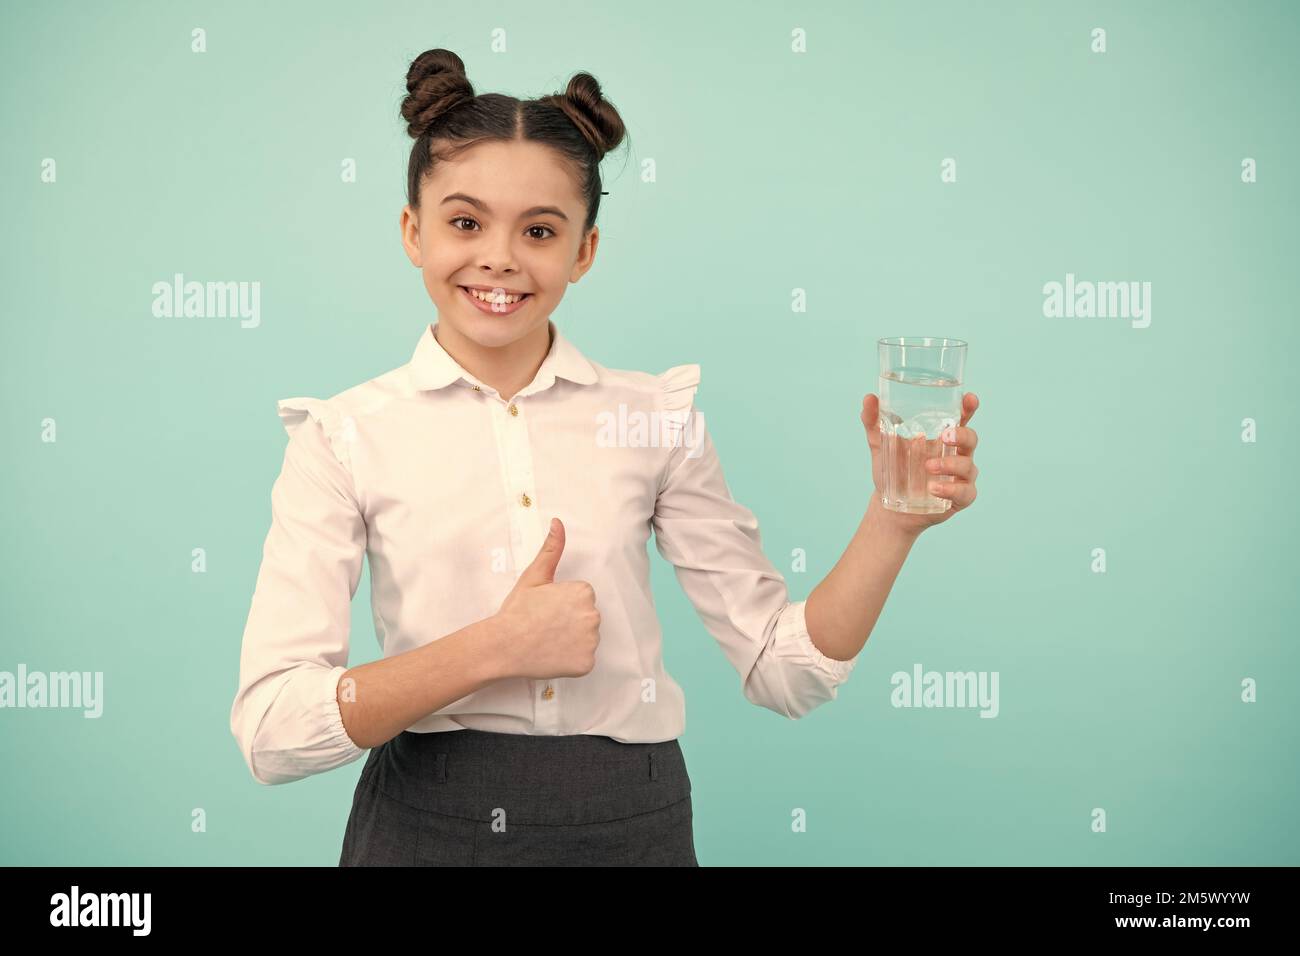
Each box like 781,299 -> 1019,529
230,319 -> 857,785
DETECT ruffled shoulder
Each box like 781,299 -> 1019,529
276,396 -> 352,469
658,363 -> 701,415
657,363 -> 701,452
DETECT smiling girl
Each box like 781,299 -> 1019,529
229,48 -> 981,867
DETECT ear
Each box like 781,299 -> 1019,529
400,204 -> 422,267
569,225 -> 599,283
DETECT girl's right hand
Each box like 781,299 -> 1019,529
492,518 -> 602,680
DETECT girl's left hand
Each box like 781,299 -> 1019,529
861,391 -> 980,535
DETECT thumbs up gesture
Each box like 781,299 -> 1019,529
493,517 -> 602,680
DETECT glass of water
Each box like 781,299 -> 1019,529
877,336 -> 968,514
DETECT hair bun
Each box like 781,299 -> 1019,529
549,72 -> 626,161
401,49 -> 475,139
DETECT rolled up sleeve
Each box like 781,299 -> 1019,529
229,398 -> 368,785
651,367 -> 857,720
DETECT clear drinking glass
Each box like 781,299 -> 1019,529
877,337 -> 968,514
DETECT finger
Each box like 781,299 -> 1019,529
927,478 -> 977,508
958,392 -> 979,427
941,424 -> 978,455
925,454 -> 977,481
861,394 -> 881,445
516,517 -> 565,587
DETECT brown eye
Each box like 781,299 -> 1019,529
449,216 -> 479,231
527,225 -> 557,241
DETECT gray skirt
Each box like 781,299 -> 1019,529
338,728 -> 698,866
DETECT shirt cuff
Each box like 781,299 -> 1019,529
320,664 -> 366,759
776,600 -> 857,683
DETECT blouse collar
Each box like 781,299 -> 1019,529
408,318 -> 599,394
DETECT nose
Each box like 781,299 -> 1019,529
478,234 -> 519,278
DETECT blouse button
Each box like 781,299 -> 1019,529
472,384 -> 481,391
542,685 -> 554,700
508,403 -> 519,416
520,492 -> 532,507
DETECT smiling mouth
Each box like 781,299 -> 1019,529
460,286 -> 531,303
458,285 -> 533,314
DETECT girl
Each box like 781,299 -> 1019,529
229,49 -> 982,866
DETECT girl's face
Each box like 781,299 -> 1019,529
400,139 -> 599,351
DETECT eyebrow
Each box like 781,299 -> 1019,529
440,193 -> 569,222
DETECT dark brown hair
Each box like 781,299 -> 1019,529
400,49 -> 628,235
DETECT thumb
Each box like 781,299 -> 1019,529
515,517 -> 565,588
861,394 -> 881,445
861,393 -> 878,426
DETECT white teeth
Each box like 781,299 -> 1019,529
466,288 -> 525,305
